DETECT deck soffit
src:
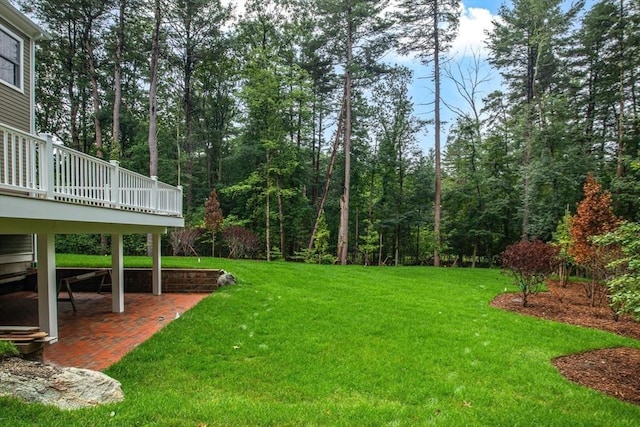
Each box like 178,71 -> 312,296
0,194 -> 183,234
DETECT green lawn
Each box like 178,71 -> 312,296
3,256 -> 640,426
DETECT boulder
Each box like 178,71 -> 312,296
0,357 -> 124,410
217,271 -> 236,286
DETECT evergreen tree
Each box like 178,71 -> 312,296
487,0 -> 584,240
316,0 -> 394,264
395,0 -> 460,266
372,67 -> 422,265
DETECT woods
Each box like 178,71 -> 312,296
19,0 -> 640,264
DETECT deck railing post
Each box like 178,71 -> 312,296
151,176 -> 158,212
177,185 -> 183,215
28,135 -> 37,193
110,160 -> 120,209
40,134 -> 54,200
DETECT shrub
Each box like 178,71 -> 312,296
222,226 -> 260,259
169,228 -> 203,256
123,234 -> 149,256
55,234 -> 102,255
501,240 -> 559,307
359,220 -> 380,266
551,211 -> 574,287
0,341 -> 19,358
204,189 -> 224,257
304,211 -> 335,264
594,222 -> 640,321
569,175 -> 621,306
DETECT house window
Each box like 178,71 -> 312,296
0,26 -> 22,90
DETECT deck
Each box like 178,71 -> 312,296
0,123 -> 182,221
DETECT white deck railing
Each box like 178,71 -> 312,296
0,123 -> 182,217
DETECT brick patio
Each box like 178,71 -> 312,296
0,291 -> 208,371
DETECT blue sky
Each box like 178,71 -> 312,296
403,1 -> 500,153
407,0 -> 595,153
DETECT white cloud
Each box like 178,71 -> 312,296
224,1 -> 499,61
450,6 -> 498,58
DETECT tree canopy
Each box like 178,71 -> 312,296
20,0 -> 640,264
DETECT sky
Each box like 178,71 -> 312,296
225,0 -> 504,153
406,0 -> 595,153
407,2 -> 500,153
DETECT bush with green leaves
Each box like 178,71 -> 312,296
501,240 -> 559,307
594,222 -> 640,321
552,210 -> 574,287
0,341 -> 19,358
55,234 -> 102,255
303,211 -> 335,264
359,220 -> 380,266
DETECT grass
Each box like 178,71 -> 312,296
3,256 -> 640,426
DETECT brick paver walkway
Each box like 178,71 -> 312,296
0,291 -> 208,371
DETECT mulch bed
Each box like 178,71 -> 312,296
491,280 -> 640,405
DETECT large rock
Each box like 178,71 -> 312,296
0,357 -> 124,410
217,271 -> 236,286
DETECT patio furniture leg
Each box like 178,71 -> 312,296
57,279 -> 77,313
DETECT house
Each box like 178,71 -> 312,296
0,0 -> 184,342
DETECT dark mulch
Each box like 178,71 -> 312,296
491,280 -> 640,406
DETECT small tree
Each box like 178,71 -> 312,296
501,240 -> 559,307
569,175 -> 621,306
169,228 -> 202,256
552,210 -> 574,288
360,220 -> 380,266
222,226 -> 260,259
594,222 -> 640,321
303,211 -> 335,265
204,189 -> 224,257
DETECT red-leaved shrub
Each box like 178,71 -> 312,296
222,226 -> 260,259
501,240 -> 559,307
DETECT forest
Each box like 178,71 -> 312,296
16,0 -> 640,266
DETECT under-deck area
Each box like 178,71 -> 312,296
0,291 -> 207,371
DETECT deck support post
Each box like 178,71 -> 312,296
112,233 -> 124,313
152,232 -> 162,295
36,233 -> 58,341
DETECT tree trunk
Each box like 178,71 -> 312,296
66,21 -> 81,151
308,88 -> 346,250
184,62 -> 194,211
265,151 -> 271,262
337,9 -> 353,265
147,0 -> 161,257
182,9 -> 195,211
472,242 -> 477,268
148,0 -> 160,177
277,174 -> 285,259
433,0 -> 442,267
393,223 -> 400,267
112,0 -> 126,160
521,29 -> 542,241
416,218 -> 421,264
616,0 -> 625,180
84,29 -> 103,159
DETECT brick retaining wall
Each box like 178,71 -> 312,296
17,268 -> 223,293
